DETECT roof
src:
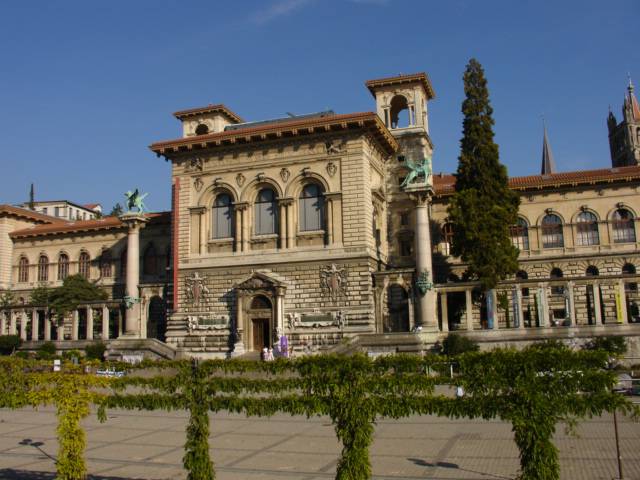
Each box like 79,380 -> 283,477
150,111 -> 399,157
173,104 -> 244,123
0,204 -> 64,224
9,211 -> 170,239
83,203 -> 101,210
432,165 -> 640,196
24,200 -> 99,211
365,72 -> 435,99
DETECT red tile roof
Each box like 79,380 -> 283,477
432,165 -> 640,196
10,212 -> 170,239
365,72 -> 435,99
173,104 -> 244,123
83,203 -> 101,210
150,111 -> 399,157
0,205 -> 64,224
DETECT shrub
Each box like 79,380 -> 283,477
442,333 -> 479,356
62,349 -> 83,361
0,335 -> 22,355
528,339 -> 570,352
37,341 -> 57,359
584,336 -> 627,356
85,342 -> 106,361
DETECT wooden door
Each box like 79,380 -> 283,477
252,318 -> 270,350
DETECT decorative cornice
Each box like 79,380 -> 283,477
365,72 -> 435,99
150,112 -> 398,159
173,104 -> 243,123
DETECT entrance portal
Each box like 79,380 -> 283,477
248,295 -> 273,351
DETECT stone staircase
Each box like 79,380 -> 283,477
106,337 -> 177,361
327,331 -> 438,356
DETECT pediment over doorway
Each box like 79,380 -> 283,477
235,270 -> 286,292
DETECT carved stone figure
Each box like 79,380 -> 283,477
401,155 -> 432,189
185,272 -> 210,303
194,177 -> 204,192
236,173 -> 246,187
415,270 -> 433,295
124,189 -> 148,214
320,264 -> 347,300
280,167 -> 290,182
187,157 -> 204,172
325,140 -> 343,155
326,162 -> 337,177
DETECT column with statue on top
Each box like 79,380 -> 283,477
403,153 -> 437,330
119,189 -> 149,338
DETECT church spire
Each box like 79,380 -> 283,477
541,120 -> 556,175
626,75 -> 640,121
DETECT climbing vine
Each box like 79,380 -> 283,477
0,348 -> 634,480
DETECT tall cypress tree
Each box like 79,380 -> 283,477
447,59 -> 520,290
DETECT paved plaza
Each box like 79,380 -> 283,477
0,406 -> 638,479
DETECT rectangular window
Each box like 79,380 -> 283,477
54,207 -> 60,217
300,196 -> 323,232
214,206 -> 232,238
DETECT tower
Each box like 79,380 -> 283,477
366,73 -> 438,330
608,78 -> 640,167
541,122 -> 556,175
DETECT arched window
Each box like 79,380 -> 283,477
254,188 -> 277,235
78,252 -> 90,279
585,265 -> 599,276
576,211 -> 599,246
550,267 -> 564,295
100,250 -> 112,278
299,184 -> 325,232
18,257 -> 29,283
143,244 -> 158,276
516,270 -> 529,296
541,214 -> 564,248
37,255 -> 48,282
510,218 -> 530,251
389,95 -> 410,129
58,253 -> 69,280
212,193 -> 233,239
195,123 -> 209,135
612,208 -> 636,243
442,222 -> 454,256
623,263 -> 637,292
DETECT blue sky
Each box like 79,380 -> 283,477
1,0 -> 638,212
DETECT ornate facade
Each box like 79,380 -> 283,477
2,72 -> 640,358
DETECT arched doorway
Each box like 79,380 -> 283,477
147,296 -> 167,341
388,285 -> 410,332
248,295 -> 273,351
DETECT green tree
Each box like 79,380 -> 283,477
0,290 -> 14,308
109,203 -> 124,217
31,285 -> 54,307
447,59 -> 520,290
49,275 -> 108,320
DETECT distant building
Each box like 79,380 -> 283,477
20,200 -> 102,221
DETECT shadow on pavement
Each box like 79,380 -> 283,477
0,470 -> 134,480
407,458 -> 512,480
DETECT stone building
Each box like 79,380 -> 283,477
1,72 -> 640,358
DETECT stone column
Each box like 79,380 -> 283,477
284,198 -> 295,249
199,208 -> 207,254
566,281 -> 576,326
488,289 -> 499,329
120,213 -> 148,337
275,287 -> 285,335
278,201 -> 287,249
102,306 -> 110,340
117,308 -> 123,336
86,306 -> 94,341
593,283 -> 603,325
240,204 -> 250,252
232,293 -> 246,357
71,310 -> 79,341
515,286 -> 524,329
617,280 -> 629,324
31,309 -> 39,341
411,191 -> 436,328
0,311 -> 6,336
326,197 -> 334,245
537,284 -> 550,327
19,311 -> 27,341
465,289 -> 474,331
439,291 -> 449,333
234,208 -> 242,252
44,311 -> 51,341
9,311 -> 17,335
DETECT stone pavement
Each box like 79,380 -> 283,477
0,407 -> 638,480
